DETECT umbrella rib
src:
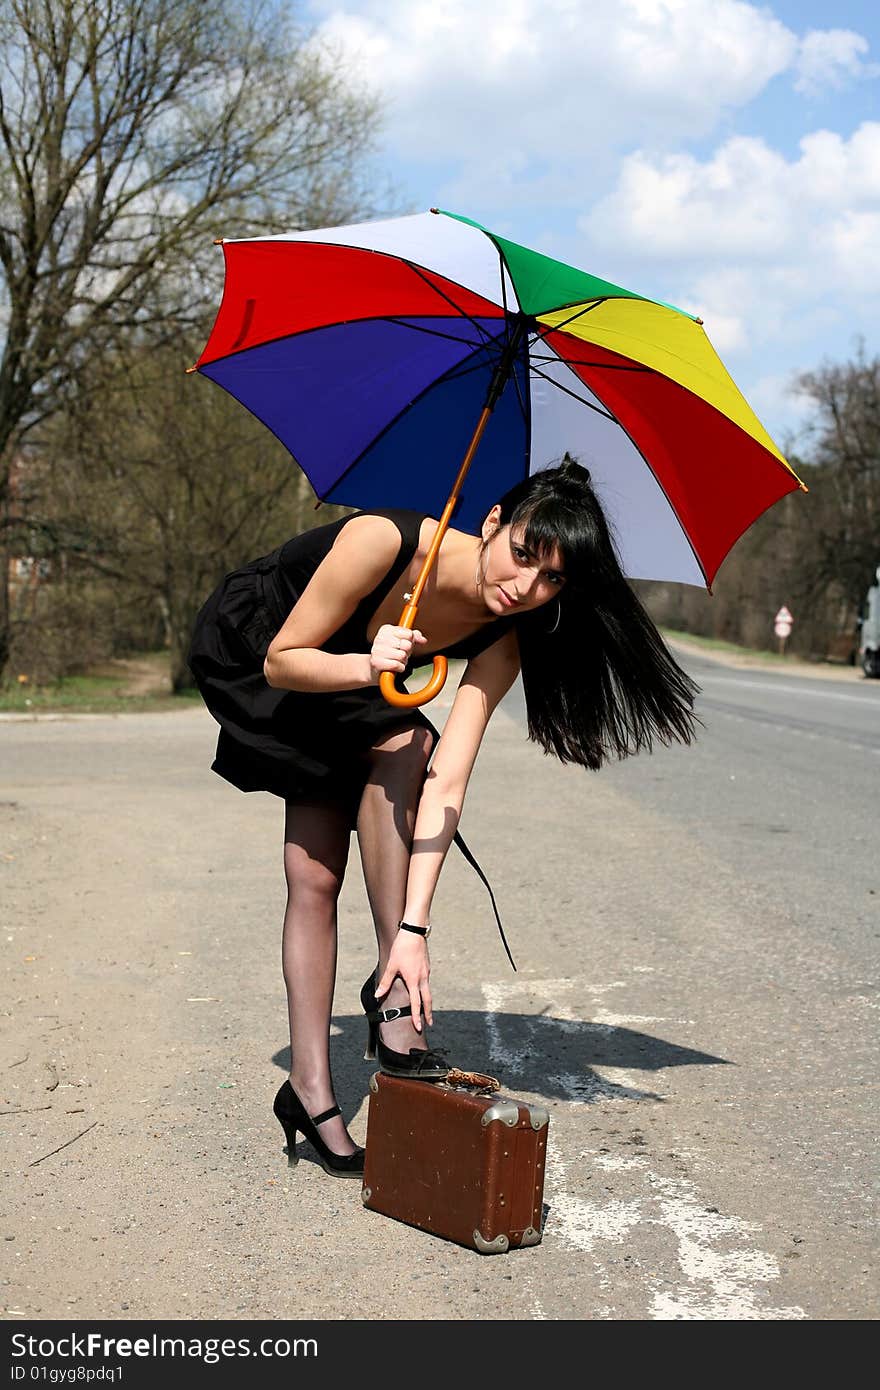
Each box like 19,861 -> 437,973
528,363 -> 618,422
529,299 -> 605,348
519,324 -> 533,475
494,242 -> 531,486
508,331 -> 530,428
486,250 -> 528,430
199,313 -> 500,366
499,247 -> 510,320
316,339 -> 500,503
384,316 -> 492,350
539,355 -> 653,373
544,342 -> 709,588
498,254 -> 524,422
404,260 -> 498,348
436,353 -> 505,386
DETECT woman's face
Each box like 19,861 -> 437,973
479,505 -> 566,615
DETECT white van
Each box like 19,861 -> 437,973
857,566 -> 880,678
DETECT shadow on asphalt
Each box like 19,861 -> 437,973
271,1010 -> 728,1136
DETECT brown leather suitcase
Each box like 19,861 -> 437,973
361,1071 -> 549,1254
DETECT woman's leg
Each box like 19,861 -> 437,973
356,724 -> 434,1055
282,798 -> 358,1156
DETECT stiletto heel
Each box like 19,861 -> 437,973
360,974 -> 379,1060
273,1081 -> 364,1178
275,1112 -> 300,1166
360,970 -> 450,1081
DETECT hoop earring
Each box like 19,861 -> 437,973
546,597 -> 561,634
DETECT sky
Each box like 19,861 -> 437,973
304,0 -> 879,452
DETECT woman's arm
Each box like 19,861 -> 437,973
374,626 -> 519,1017
264,515 -> 421,692
402,626 -> 520,924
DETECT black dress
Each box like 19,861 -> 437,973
188,508 -> 517,964
188,506 -> 515,811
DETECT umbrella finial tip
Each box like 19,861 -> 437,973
184,363 -> 198,375
430,207 -> 439,214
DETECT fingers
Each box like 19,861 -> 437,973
422,979 -> 433,1029
370,625 -> 426,676
408,979 -> 422,1034
375,937 -> 432,1032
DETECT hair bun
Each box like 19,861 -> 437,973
560,452 -> 591,484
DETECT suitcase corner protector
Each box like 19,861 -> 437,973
520,1226 -> 542,1247
473,1229 -> 509,1254
480,1100 -> 519,1128
361,1185 -> 372,1205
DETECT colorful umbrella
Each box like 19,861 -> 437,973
192,209 -> 805,705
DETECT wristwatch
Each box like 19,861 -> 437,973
398,919 -> 432,939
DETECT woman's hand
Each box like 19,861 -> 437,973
368,624 -> 427,684
375,931 -> 433,1031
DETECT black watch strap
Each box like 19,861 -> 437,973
398,919 -> 431,937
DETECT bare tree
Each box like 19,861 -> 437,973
0,0 -> 384,670
640,348 -> 880,661
790,347 -> 880,619
28,342 -> 348,689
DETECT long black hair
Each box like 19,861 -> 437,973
488,456 -> 700,770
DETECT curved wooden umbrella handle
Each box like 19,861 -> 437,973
379,655 -> 448,708
378,597 -> 448,708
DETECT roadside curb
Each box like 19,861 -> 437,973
665,636 -> 867,684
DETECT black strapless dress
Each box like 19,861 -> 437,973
188,508 -> 517,964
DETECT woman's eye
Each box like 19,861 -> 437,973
515,545 -> 562,585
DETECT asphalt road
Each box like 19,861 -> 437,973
2,649 -> 878,1322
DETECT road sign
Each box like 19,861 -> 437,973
774,604 -> 793,648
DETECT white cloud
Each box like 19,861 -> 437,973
584,124 -> 880,263
580,123 -> 880,357
305,1 -> 879,441
312,0 -> 797,176
794,29 -> 879,96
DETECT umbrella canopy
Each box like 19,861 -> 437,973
194,208 -> 804,590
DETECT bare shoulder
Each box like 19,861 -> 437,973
266,513 -> 405,657
330,513 -> 404,574
415,517 -> 473,560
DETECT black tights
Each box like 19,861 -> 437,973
281,724 -> 433,1154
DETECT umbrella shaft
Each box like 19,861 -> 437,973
407,318 -> 529,611
407,404 -> 493,609
485,315 -> 527,413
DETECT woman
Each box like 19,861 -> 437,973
188,458 -> 698,1178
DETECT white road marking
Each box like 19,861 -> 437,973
482,975 -> 806,1320
698,675 -> 880,708
646,1172 -> 806,1320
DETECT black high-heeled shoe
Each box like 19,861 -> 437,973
360,972 -> 450,1080
272,1080 -> 365,1178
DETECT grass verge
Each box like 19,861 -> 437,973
0,663 -> 202,715
660,627 -> 811,665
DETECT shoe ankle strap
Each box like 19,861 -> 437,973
310,1104 -> 341,1126
366,1004 -> 412,1023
